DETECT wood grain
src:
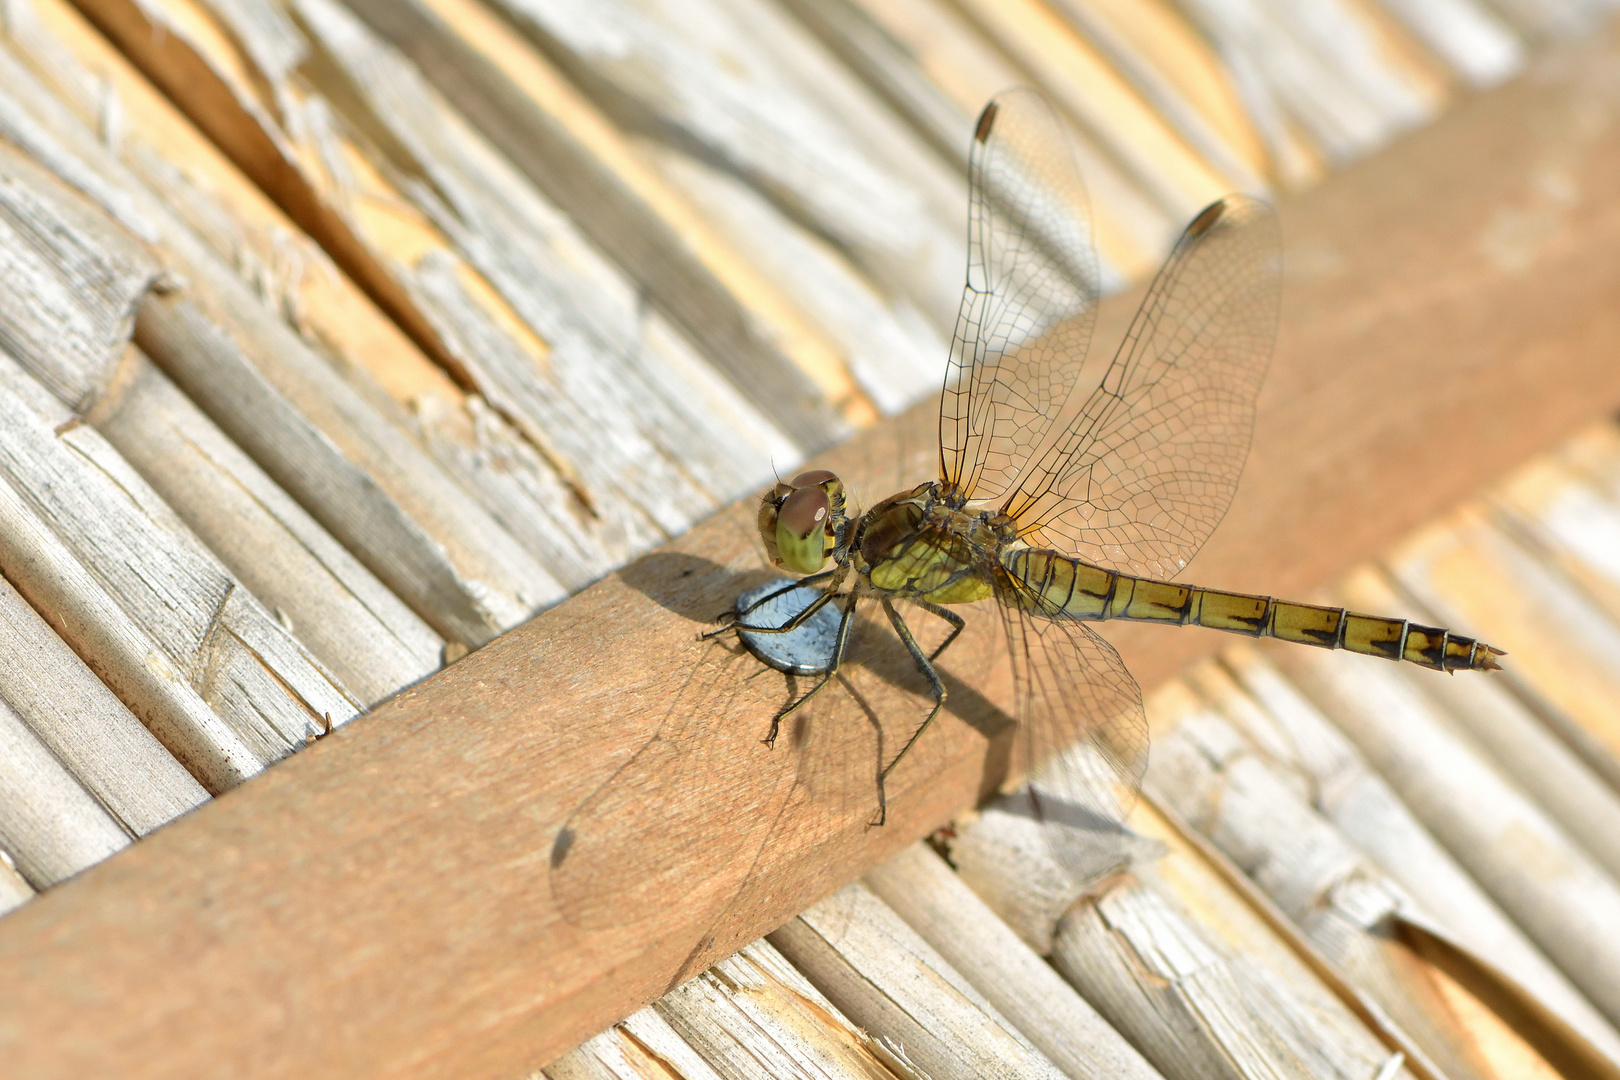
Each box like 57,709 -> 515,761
1218,641 -> 1620,1062
8,24 -> 1620,1080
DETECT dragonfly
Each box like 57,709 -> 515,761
725,89 -> 1502,832
550,90 -> 1502,931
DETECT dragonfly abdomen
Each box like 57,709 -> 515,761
1003,550 -> 1501,671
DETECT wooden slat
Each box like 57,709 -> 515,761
862,843 -> 1163,1080
7,19 -> 1620,1080
0,565 -> 208,837
1219,641 -> 1620,1060
302,0 -> 865,447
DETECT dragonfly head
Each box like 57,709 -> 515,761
759,469 -> 848,575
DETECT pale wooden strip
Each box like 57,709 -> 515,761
1210,645 -> 1620,1066
134,290 -> 563,646
0,852 -> 34,917
0,429 -> 266,792
950,801 -> 1426,1080
1341,566 -> 1620,884
0,341 -> 355,744
549,1010 -> 727,1080
286,0 -> 792,523
1174,0 -> 1441,164
481,0 -> 964,334
1042,0 -> 1271,188
90,350 -> 446,703
0,104 -> 445,700
1369,0 -> 1524,85
0,694 -> 130,889
1478,0 -> 1605,38
1384,506 -> 1620,783
29,0 -> 807,497
0,566 -> 208,837
769,882 -> 1071,1080
640,143 -> 943,417
1142,681 -> 1494,1080
0,27 -> 566,645
1275,625 -> 1620,1028
952,0 -> 1239,215
863,842 -> 1164,1080
651,939 -> 905,1080
1140,799 -> 1572,1080
772,0 -> 975,168
324,0 -> 869,444
1493,454 -> 1620,648
787,0 -> 1174,274
6,0 -> 660,594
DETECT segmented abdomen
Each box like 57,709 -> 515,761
1001,549 -> 1502,672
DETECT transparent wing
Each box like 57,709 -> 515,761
939,89 -> 1102,505
995,572 -> 1148,830
549,638 -> 801,930
1000,195 -> 1282,579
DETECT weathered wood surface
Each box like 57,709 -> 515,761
1388,503 -> 1620,787
786,0 -> 1176,276
1144,680 -> 1486,1080
13,0 -> 665,596
485,0 -> 968,327
1171,0 -> 1449,167
1288,571 -> 1620,1031
137,0 -> 865,449
770,882 -> 1071,1080
550,939 -> 894,1080
951,799 -> 1423,1080
951,0 -> 1237,216
0,693 -> 130,889
0,5 -> 566,648
863,842 -> 1162,1080
92,349 -> 447,704
1149,673 -> 1613,1079
7,15 -> 1620,1080
0,99 -> 445,702
0,342 -> 355,764
0,567 -> 208,838
1218,643 -> 1620,1060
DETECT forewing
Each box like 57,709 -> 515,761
1002,196 -> 1281,579
996,577 -> 1148,830
940,89 -> 1102,505
549,637 -> 800,930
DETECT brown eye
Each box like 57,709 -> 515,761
778,486 -> 830,539
789,468 -> 837,489
771,482 -> 795,502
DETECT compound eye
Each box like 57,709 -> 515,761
778,486 -> 830,539
774,486 -> 831,574
789,468 -> 838,489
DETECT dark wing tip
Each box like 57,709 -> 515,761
975,100 -> 1000,144
1186,199 -> 1228,237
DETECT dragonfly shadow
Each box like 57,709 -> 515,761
620,551 -> 782,626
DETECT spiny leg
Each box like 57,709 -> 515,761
872,599 -> 949,826
762,594 -> 858,748
705,568 -> 840,640
912,598 -> 966,662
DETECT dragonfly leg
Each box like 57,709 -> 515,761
913,599 -> 966,662
874,599 -> 948,826
762,594 -> 857,749
705,568 -> 839,640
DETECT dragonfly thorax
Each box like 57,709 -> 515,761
758,469 -> 851,574
852,481 -> 1011,605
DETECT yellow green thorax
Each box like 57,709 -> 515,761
856,484 -> 998,605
